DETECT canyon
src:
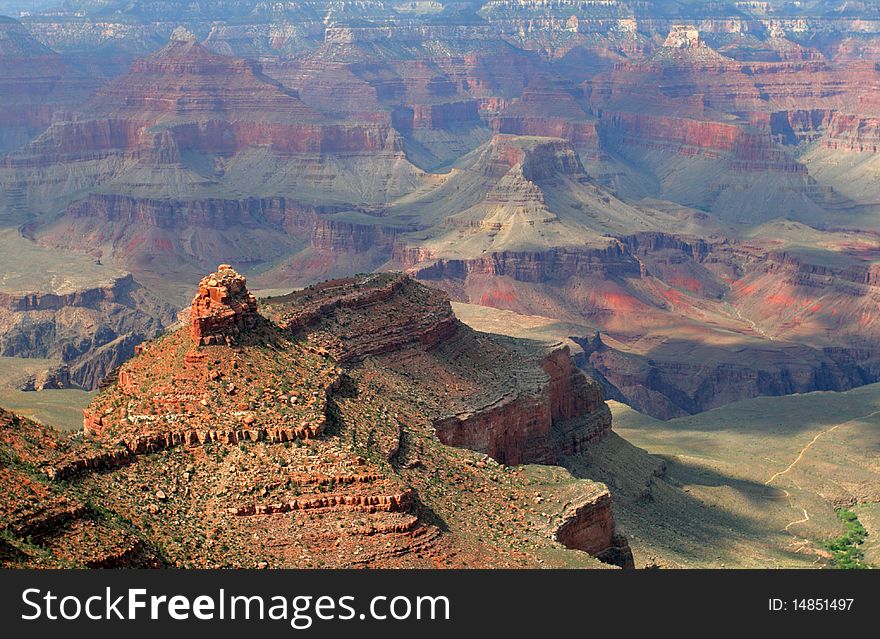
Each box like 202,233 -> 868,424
1,4 -> 880,413
1,0 -> 880,569
1,267 -> 635,569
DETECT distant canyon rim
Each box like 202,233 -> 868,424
4,2 -> 880,416
2,0 -> 880,569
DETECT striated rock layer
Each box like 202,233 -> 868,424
0,269 -> 631,569
406,228 -> 880,419
0,269 -> 176,390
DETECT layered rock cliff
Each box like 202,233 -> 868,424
409,227 -> 880,419
0,233 -> 176,389
0,269 -> 632,569
0,17 -> 102,157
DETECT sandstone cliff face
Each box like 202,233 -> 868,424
491,81 -> 603,159
599,110 -> 805,173
555,490 -> 634,568
823,112 -> 880,152
0,273 -> 135,311
434,393 -> 556,466
6,115 -> 403,169
311,218 -> 398,254
266,272 -> 629,566
770,109 -> 835,144
45,190 -> 404,280
496,116 -> 602,159
433,346 -> 612,465
404,244 -> 641,283
65,193 -> 304,231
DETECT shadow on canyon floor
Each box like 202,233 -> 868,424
564,432 -> 825,568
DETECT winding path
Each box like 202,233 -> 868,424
764,424 -> 844,486
765,408 -> 880,532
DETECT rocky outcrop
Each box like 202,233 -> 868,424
0,271 -> 632,569
0,272 -> 136,312
663,25 -> 702,50
230,490 -> 414,516
272,273 -> 460,362
434,392 -> 557,466
14,365 -> 71,391
190,265 -> 258,346
433,347 -> 612,465
555,490 -> 634,568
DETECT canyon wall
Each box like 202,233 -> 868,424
412,231 -> 880,419
555,490 -> 634,568
403,245 -> 641,283
433,346 -> 612,465
0,271 -> 175,389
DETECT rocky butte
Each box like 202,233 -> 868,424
1,266 -> 633,569
190,264 -> 259,346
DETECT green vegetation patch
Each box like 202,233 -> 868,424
825,509 -> 870,570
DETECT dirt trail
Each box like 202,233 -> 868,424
765,408 -> 880,532
765,408 -> 880,486
765,424 -> 844,486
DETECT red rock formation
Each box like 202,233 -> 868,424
434,392 -> 556,466
542,346 -> 605,421
4,31 -> 403,171
823,112 -> 880,152
65,193 -> 325,232
583,26 -> 880,175
555,490 -> 633,568
1,272 -> 634,569
311,218 -> 398,253
0,272 -> 134,312
433,347 -> 612,465
190,265 -> 258,346
492,80 -> 602,159
273,273 -> 459,361
599,110 -> 805,172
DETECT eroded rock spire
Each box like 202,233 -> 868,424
190,264 -> 258,346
